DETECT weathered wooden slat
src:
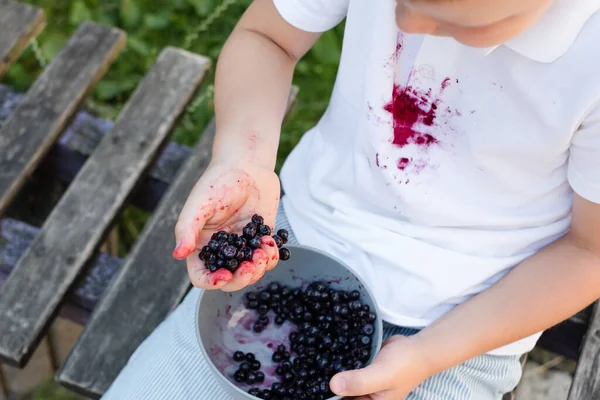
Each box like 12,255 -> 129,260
0,47 -> 210,367
568,301 -> 600,400
0,83 -> 194,212
56,87 -> 299,398
0,1 -> 46,77
0,217 -> 122,314
0,21 -> 125,218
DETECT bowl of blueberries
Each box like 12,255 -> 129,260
195,215 -> 383,400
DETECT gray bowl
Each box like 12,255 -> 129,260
195,244 -> 383,400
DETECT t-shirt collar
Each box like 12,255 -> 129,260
486,0 -> 600,63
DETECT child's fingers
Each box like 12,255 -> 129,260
173,198 -> 214,260
247,248 -> 269,285
221,261 -> 255,292
186,251 -> 233,289
221,248 -> 270,292
261,236 -> 279,271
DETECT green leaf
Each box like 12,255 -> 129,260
143,12 -> 171,30
94,76 -> 140,100
127,36 -> 150,56
5,63 -> 34,91
187,0 -> 216,16
40,31 -> 69,60
309,30 -> 341,65
120,0 -> 141,28
69,1 -> 92,25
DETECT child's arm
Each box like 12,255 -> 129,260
174,0 -> 322,291
330,193 -> 600,399
212,0 -> 321,170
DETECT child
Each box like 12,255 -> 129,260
103,0 -> 600,398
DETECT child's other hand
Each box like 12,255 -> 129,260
329,335 -> 434,399
173,162 -> 281,292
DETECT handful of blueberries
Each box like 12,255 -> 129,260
199,214 -> 290,273
232,281 -> 377,399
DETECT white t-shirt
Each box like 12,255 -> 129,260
275,0 -> 600,355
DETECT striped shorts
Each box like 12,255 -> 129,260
102,203 -> 523,400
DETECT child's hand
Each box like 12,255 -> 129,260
329,335 -> 433,399
173,162 -> 281,292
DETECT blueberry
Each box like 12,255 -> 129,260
268,282 -> 281,294
281,361 -> 292,372
216,231 -> 229,241
234,237 -> 246,248
221,245 -> 237,259
272,352 -> 283,363
352,360 -> 364,370
360,336 -> 372,346
257,304 -> 269,315
225,233 -> 236,243
367,312 -> 376,323
237,247 -> 253,261
207,253 -> 217,263
258,315 -> 269,325
358,348 -> 370,362
261,389 -> 272,399
283,371 -> 295,383
316,356 -> 330,369
247,300 -> 259,310
208,263 -> 218,273
226,259 -> 239,271
275,315 -> 285,325
362,324 -> 374,335
208,240 -> 220,251
240,361 -> 252,371
248,388 -> 261,396
333,304 -> 349,316
246,371 -> 257,384
272,383 -> 286,396
258,225 -> 271,236
319,381 -> 330,394
243,223 -> 257,239
289,332 -> 299,342
349,300 -> 362,311
249,236 -> 262,249
277,229 -> 289,242
252,214 -> 264,225
350,290 -> 361,300
279,248 -> 290,260
362,304 -> 371,312
245,292 -> 257,302
259,291 -> 271,302
249,359 -> 261,370
253,323 -> 265,333
272,235 -> 283,248
330,291 -> 342,303
216,258 -> 225,267
255,371 -> 265,382
234,369 -> 247,382
275,366 -> 284,376
339,322 -> 349,332
233,351 -> 245,362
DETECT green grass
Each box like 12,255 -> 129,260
2,0 -> 342,257
5,0 -> 342,170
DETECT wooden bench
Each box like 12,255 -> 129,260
0,2 -> 598,399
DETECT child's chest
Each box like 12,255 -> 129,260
328,6 -> 600,222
